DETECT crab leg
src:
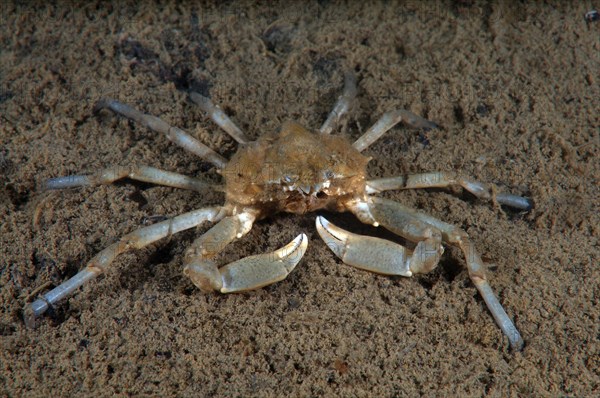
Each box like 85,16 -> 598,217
45,165 -> 216,192
95,99 -> 228,169
320,72 -> 358,135
353,110 -> 438,152
366,172 -> 533,210
344,197 -> 524,350
376,199 -> 524,349
23,207 -> 224,328
183,211 -> 308,293
316,216 -> 442,276
189,93 -> 249,145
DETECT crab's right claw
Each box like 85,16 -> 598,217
316,216 -> 442,276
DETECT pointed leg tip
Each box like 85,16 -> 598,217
511,338 -> 525,352
504,325 -> 525,351
426,121 -> 440,130
93,98 -> 112,114
522,198 -> 534,211
23,305 -> 37,329
496,194 -> 534,211
23,299 -> 48,329
189,92 -> 211,108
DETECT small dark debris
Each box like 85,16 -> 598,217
180,286 -> 195,296
326,372 -> 336,384
395,45 -> 406,58
32,250 -> 57,273
0,90 -> 14,103
223,105 -> 236,117
0,323 -> 16,336
120,39 -> 159,63
453,105 -> 465,123
4,183 -> 29,209
454,0 -> 476,7
312,57 -> 337,82
0,149 -> 11,172
261,23 -> 295,54
287,297 -> 301,309
476,103 -> 489,116
487,263 -> 499,272
194,43 -> 211,65
418,131 -> 431,147
379,291 -> 392,306
112,316 -> 128,326
79,339 -> 90,348
197,161 -> 215,174
155,350 -> 172,359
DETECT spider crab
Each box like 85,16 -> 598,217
24,73 -> 530,349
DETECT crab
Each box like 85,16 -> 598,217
24,72 -> 531,350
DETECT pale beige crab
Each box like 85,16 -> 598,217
24,73 -> 531,349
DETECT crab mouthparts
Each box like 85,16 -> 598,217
283,181 -> 331,196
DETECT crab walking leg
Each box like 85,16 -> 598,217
189,93 -> 249,145
95,99 -> 228,169
316,216 -> 443,276
366,173 -> 533,210
353,110 -> 438,152
183,211 -> 308,293
352,197 -> 524,350
23,207 -> 224,328
320,72 -> 358,135
45,165 -> 216,192
406,206 -> 524,350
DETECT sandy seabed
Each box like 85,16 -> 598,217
1,1 -> 598,396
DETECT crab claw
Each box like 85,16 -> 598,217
218,233 -> 308,293
316,216 -> 442,276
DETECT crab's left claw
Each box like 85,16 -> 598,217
220,233 -> 308,293
315,216 -> 442,276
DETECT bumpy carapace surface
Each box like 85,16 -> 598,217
223,121 -> 369,215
